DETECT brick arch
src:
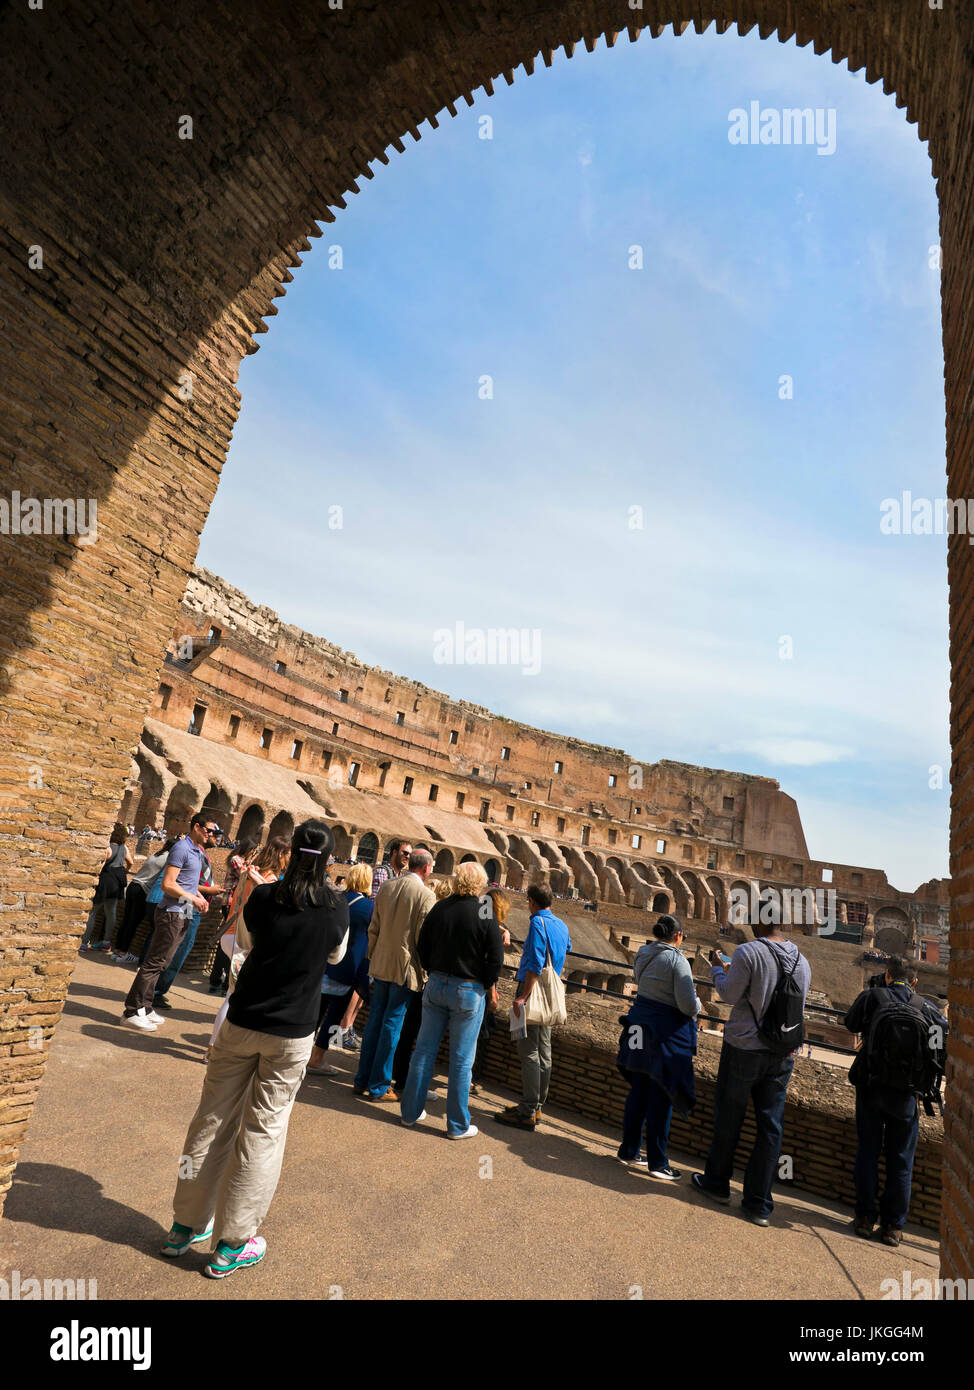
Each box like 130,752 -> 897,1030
2,3 -> 973,1283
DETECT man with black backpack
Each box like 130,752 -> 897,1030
844,956 -> 947,1247
691,915 -> 811,1226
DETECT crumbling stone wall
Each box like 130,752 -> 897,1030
0,0 -> 970,1281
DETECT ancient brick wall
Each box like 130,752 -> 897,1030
0,0 -> 970,1280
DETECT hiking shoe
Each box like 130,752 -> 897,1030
360,1089 -> 399,1103
204,1235 -> 266,1279
448,1124 -> 479,1140
690,1173 -> 731,1205
122,1009 -> 158,1032
853,1218 -> 875,1240
342,1030 -> 361,1051
161,1220 -> 214,1257
153,996 -> 173,1010
401,1110 -> 427,1127
494,1110 -> 536,1131
649,1165 -> 681,1181
880,1228 -> 902,1247
535,1108 -> 543,1125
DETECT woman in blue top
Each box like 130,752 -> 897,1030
307,861 -> 374,1075
616,914 -> 700,1181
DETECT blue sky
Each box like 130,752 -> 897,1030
199,27 -> 948,892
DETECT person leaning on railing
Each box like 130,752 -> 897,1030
615,914 -> 701,1181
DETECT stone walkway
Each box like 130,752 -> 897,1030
0,956 -> 939,1300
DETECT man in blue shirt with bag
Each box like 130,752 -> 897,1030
495,885 -> 571,1132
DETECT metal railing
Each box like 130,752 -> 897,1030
507,937 -> 859,1056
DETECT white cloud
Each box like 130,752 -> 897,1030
719,738 -> 854,766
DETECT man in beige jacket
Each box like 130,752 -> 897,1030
354,848 -> 435,1100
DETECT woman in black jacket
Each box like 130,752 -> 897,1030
162,819 -> 348,1280
399,861 -> 505,1139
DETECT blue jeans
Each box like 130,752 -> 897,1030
619,1073 -> 672,1170
702,1043 -> 794,1217
155,913 -> 200,998
853,1088 -> 919,1231
354,978 -> 416,1098
400,975 -> 486,1136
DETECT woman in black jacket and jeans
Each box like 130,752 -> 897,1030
399,862 -> 505,1139
162,820 -> 348,1280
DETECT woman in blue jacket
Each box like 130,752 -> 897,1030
307,861 -> 374,1074
616,914 -> 700,1180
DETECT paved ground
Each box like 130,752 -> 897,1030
0,955 -> 939,1300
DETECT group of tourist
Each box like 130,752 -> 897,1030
80,814 -> 948,1278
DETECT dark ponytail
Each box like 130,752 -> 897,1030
275,820 -> 338,911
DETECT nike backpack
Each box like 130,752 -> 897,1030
748,939 -> 806,1054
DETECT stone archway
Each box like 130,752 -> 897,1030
1,2 -> 972,1282
434,848 -> 456,875
267,810 -> 294,843
357,832 -> 380,865
236,803 -> 266,844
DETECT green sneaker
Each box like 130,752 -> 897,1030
204,1235 -> 266,1279
161,1220 -> 214,1257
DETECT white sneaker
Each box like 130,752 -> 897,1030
401,1110 -> 427,1127
146,1010 -> 165,1025
448,1124 -> 479,1140
122,1010 -> 157,1032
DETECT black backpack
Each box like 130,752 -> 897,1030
748,939 -> 806,1054
865,992 -> 943,1104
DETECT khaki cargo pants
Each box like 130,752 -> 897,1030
172,1019 -> 313,1247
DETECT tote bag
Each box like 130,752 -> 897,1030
522,923 -> 567,1028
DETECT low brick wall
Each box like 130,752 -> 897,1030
351,974 -> 944,1232
159,894 -> 944,1232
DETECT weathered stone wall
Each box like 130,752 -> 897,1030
0,0 -> 970,1281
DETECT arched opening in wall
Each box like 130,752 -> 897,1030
484,857 -> 501,884
237,803 -> 265,844
164,780 -> 199,835
652,892 -> 671,913
133,754 -> 166,828
460,854 -> 477,865
357,832 -> 380,865
200,782 -> 233,831
267,810 -> 294,843
707,875 -> 729,924
874,906 -> 913,955
331,824 -> 352,860
433,848 -> 455,875
505,860 -> 525,892
566,970 -> 587,996
534,840 -> 570,895
659,866 -> 691,918
728,879 -> 752,925
2,0 -> 969,1278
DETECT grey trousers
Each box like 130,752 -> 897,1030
172,1019 -> 313,1247
516,1023 -> 553,1118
